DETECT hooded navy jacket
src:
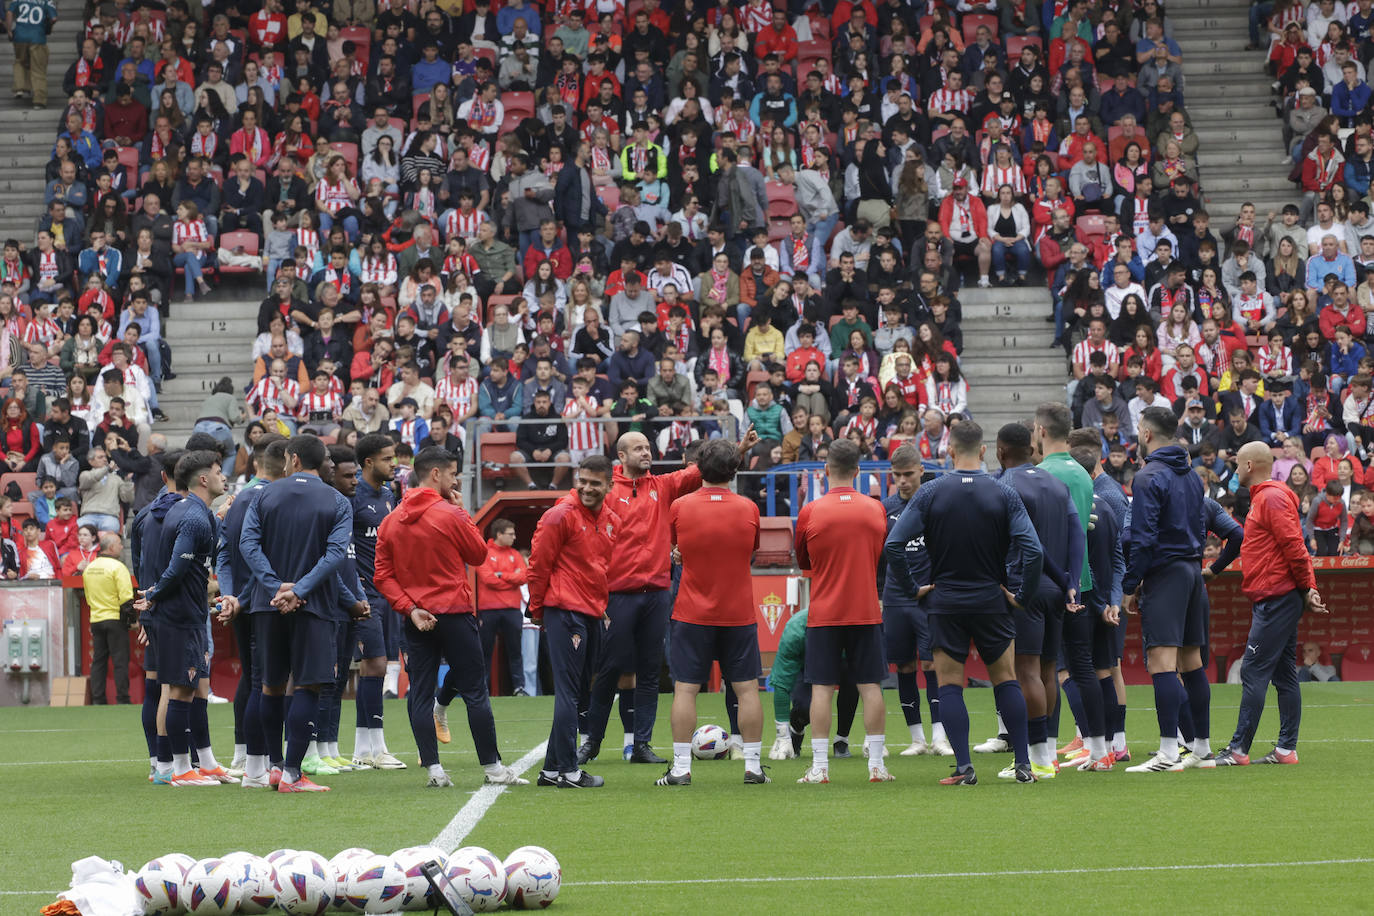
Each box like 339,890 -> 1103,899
1123,445 -> 1205,594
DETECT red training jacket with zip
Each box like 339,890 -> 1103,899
605,463 -> 701,592
476,539 -> 529,610
527,492 -> 619,619
375,487 -> 488,615
1241,479 -> 1318,602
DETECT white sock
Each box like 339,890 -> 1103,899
865,735 -> 885,765
354,727 -> 371,758
149,756 -> 157,769
908,723 -> 926,744
328,741 -> 340,759
1158,734 -> 1178,760
305,740 -> 319,758
197,747 -> 219,771
743,741 -> 762,774
1087,735 -> 1107,759
835,732 -> 849,745
1113,730 -> 1126,752
623,732 -> 634,749
1192,737 -> 1212,758
671,741 -> 691,776
811,737 -> 828,769
173,753 -> 191,774
369,727 -> 389,754
232,743 -> 246,761
563,768 -> 583,781
996,714 -> 1007,736
157,759 -> 175,777
427,763 -> 445,780
482,762 -> 505,776
775,720 -> 789,738
1276,746 -> 1294,755
384,661 -> 400,692
246,755 -> 267,779
540,769 -> 558,780
1177,729 -> 1186,745
730,733 -> 742,748
932,722 -> 947,743
1030,741 -> 1050,767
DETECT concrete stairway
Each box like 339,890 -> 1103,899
959,285 -> 1066,440
1171,0 -> 1295,221
0,18 -> 82,244
157,288 -> 263,448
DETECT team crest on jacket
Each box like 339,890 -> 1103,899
571,634 -> 582,649
606,522 -> 614,536
649,490 -> 658,501
759,592 -> 786,634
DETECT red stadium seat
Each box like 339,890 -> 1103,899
767,219 -> 791,243
504,91 -> 535,117
962,12 -> 998,44
797,39 -> 829,63
596,184 -> 620,211
116,145 -> 140,191
745,369 -> 771,402
486,295 -> 520,323
1005,34 -> 1043,58
217,231 -> 262,275
755,517 -> 794,566
765,181 -> 797,218
1,471 -> 38,496
479,432 -> 517,480
326,141 -> 358,174
1341,644 -> 1374,680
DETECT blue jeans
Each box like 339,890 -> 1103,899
139,338 -> 162,384
521,625 -> 541,695
807,212 -> 839,270
78,513 -> 120,532
991,239 -> 1031,278
174,251 -> 204,297
318,210 -> 359,243
1249,1 -> 1274,45
517,228 -> 540,261
193,419 -> 237,477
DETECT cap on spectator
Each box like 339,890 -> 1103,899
1186,398 -> 1205,409
952,177 -> 969,189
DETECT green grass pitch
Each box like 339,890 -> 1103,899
2,683 -> 1372,913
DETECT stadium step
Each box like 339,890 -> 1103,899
1177,0 -> 1292,226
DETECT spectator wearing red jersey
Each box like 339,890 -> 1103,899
475,518 -> 530,696
657,439 -> 766,786
754,8 -> 798,62
374,446 -> 526,789
938,178 -> 992,287
793,437 -> 892,784
527,454 -> 620,788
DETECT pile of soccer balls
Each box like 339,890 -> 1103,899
133,844 -> 561,914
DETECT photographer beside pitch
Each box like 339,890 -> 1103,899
1216,441 -> 1327,767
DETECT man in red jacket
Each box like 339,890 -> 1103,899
476,518 -> 530,696
1217,442 -> 1327,767
375,445 -> 528,789
938,179 -> 992,288
528,454 -> 619,788
578,427 -> 758,765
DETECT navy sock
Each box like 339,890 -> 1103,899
1098,677 -> 1119,738
261,693 -> 286,766
189,696 -> 211,751
166,699 -> 192,757
1062,676 -> 1088,737
1181,667 -> 1211,744
924,669 -> 940,723
141,679 -> 159,757
994,680 -> 1030,766
583,673 -> 617,743
1177,682 -> 1195,743
232,670 -> 249,745
1028,715 -> 1048,748
1151,671 -> 1183,753
285,689 -> 319,770
359,675 -> 384,731
1076,672 -> 1106,740
1046,682 -> 1061,739
1117,703 -> 1127,740
896,671 -> 922,726
156,734 -> 172,765
937,684 -> 971,768
724,681 -> 740,735
618,686 -> 635,738
244,689 -> 266,757
837,683 -> 859,738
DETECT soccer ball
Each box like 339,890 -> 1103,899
503,846 -> 562,909
222,853 -> 276,915
444,846 -> 507,912
392,845 -> 448,911
134,854 -> 194,915
691,724 -> 731,759
339,854 -> 408,913
273,850 -> 335,916
265,849 -> 298,866
329,847 -> 376,888
183,858 -> 242,916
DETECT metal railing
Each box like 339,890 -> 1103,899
462,413 -> 741,506
758,460 -> 955,519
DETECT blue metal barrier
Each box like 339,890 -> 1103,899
760,460 -> 952,518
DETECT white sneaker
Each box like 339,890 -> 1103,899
484,765 -> 530,786
973,735 -> 1010,753
977,276 -> 991,288
426,770 -> 454,788
796,766 -> 830,784
930,735 -> 955,756
229,754 -> 247,772
868,765 -> 896,782
768,736 -> 796,760
1178,751 -> 1216,769
367,751 -> 407,770
207,692 -> 229,705
729,739 -> 744,761
240,774 -> 271,788
901,740 -> 929,756
1125,752 -> 1181,773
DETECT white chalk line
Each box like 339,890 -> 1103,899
430,741 -> 548,852
563,857 -> 1374,888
